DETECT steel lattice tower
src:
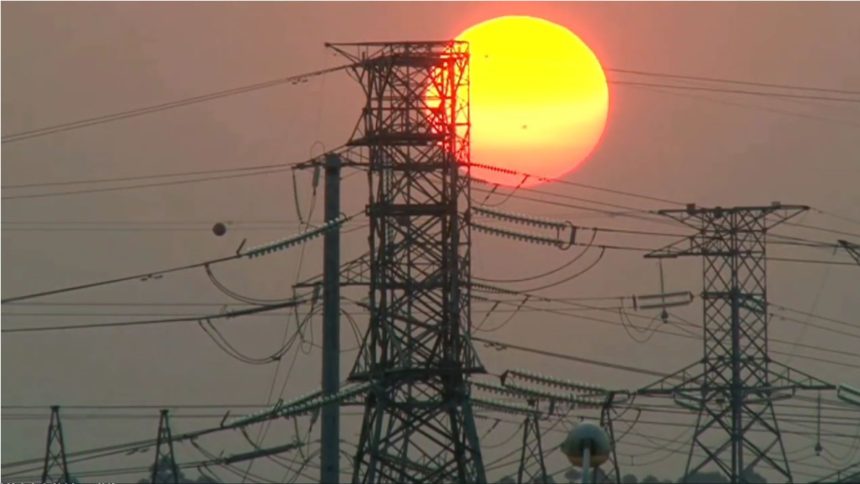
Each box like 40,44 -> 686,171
151,409 -> 180,484
327,41 -> 486,483
639,204 -> 833,483
41,405 -> 71,483
517,407 -> 548,484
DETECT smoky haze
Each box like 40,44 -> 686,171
3,2 -> 859,483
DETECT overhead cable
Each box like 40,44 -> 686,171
1,212 -> 356,303
606,67 -> 860,95
2,64 -> 354,144
2,300 -> 303,334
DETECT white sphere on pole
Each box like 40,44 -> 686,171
560,421 -> 611,467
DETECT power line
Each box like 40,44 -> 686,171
2,167 -> 292,201
472,336 -> 668,378
0,226 -> 304,233
812,208 -> 860,228
6,64 -> 856,147
1,161 -> 300,190
8,305 -> 855,362
1,404 -> 273,410
0,209 -> 357,304
472,291 -> 860,364
772,303 -> 860,331
474,190 -> 858,265
472,187 -> 681,230
619,81 -> 860,129
2,256 -> 241,304
785,221 -> 860,239
607,67 -> 860,95
1,300 -> 304,334
610,80 -> 860,103
471,162 -> 684,207
1,64 -> 354,144
767,256 -> 858,266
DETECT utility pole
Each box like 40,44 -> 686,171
328,41 -> 487,483
42,405 -> 71,483
638,203 -> 835,483
321,152 -> 342,483
152,409 -> 179,484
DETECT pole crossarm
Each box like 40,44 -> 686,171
637,360 -> 835,397
645,203 -> 809,259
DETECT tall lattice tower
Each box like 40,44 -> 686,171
328,41 -> 486,483
639,204 -> 833,483
151,409 -> 180,484
42,405 -> 71,483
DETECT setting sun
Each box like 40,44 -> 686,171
456,16 -> 609,187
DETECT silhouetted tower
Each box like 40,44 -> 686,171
518,401 -> 548,484
639,204 -> 834,483
597,395 -> 622,484
42,405 -> 70,483
327,41 -> 486,483
151,409 -> 180,484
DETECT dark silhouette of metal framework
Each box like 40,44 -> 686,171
327,41 -> 486,483
639,204 -> 834,483
41,405 -> 71,483
517,401 -> 548,484
838,239 -> 860,265
151,409 -> 180,484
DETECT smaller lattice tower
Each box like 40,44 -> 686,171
639,204 -> 834,483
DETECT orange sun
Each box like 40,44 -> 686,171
456,16 -> 609,187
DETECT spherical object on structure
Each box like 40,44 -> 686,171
560,421 -> 611,467
212,222 -> 227,237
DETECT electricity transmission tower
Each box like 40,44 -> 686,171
517,400 -> 548,484
42,405 -> 71,483
151,409 -> 180,484
327,41 -> 487,483
638,203 -> 835,483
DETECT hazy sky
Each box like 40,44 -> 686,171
3,2 -> 859,482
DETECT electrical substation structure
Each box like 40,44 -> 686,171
638,204 -> 837,483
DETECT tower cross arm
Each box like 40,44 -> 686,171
838,239 -> 860,265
